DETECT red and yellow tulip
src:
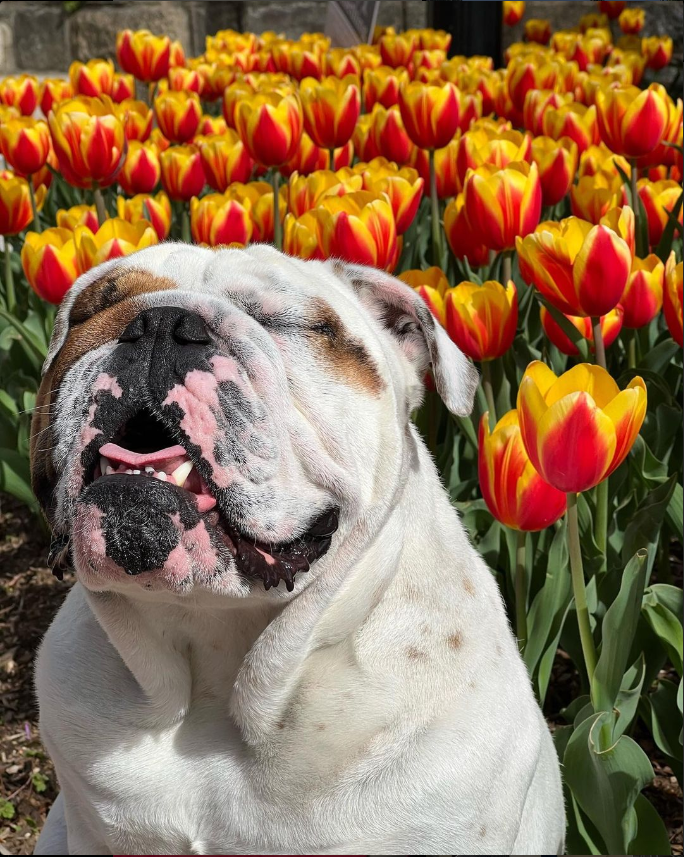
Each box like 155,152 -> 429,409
362,162 -> 424,234
0,75 -> 39,116
517,361 -> 647,493
116,30 -> 171,82
398,266 -> 449,326
531,135 -> 578,207
637,179 -> 683,248
370,104 -> 414,164
595,84 -> 669,158
0,117 -> 51,176
525,19 -> 552,45
664,252 -> 683,346
299,75 -> 361,150
523,89 -> 572,137
479,409 -> 567,532
0,173 -> 44,234
69,59 -> 114,98
159,144 -> 205,201
517,212 -> 633,317
599,1 -> 626,18
378,32 -> 417,68
540,305 -> 624,356
118,141 -> 160,195
363,66 -> 409,110
21,227 -> 80,304
455,126 -> 532,191
116,191 -> 172,241
398,81 -> 460,150
463,160 -> 541,252
443,192 -> 489,268
74,218 -> 158,271
190,192 -> 253,247
324,48 -> 361,79
503,1 -> 525,26
288,169 -> 362,218
445,279 -> 518,361
542,102 -> 599,154
39,78 -> 72,117
48,96 -> 125,189
620,255 -> 664,329
570,170 -> 625,224
642,36 -> 673,71
117,99 -> 153,142
154,91 -> 201,144
111,73 -> 135,104
283,210 -> 326,261
168,66 -> 203,95
198,130 -> 254,192
316,191 -> 398,270
56,204 -> 99,232
235,91 -> 303,167
618,7 -> 645,34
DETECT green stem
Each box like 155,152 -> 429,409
630,157 -> 640,252
4,240 -> 15,315
428,148 -> 442,267
515,529 -> 527,653
628,330 -> 637,369
481,359 -> 497,428
273,169 -> 282,251
567,492 -> 597,685
28,178 -> 41,233
329,148 -> 336,171
93,184 -> 107,228
501,250 -> 512,286
181,206 -> 191,244
595,477 -> 609,573
592,316 -> 606,369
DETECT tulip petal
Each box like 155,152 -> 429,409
602,376 -> 647,476
572,224 -> 631,317
545,362 -> 620,409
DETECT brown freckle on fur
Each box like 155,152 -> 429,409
277,720 -> 286,730
479,826 -> 487,838
308,297 -> 384,395
468,680 -> 476,690
406,645 -> 428,662
316,723 -> 326,731
496,643 -> 503,657
462,577 -> 475,596
446,632 -> 463,650
403,584 -> 421,602
420,623 -> 430,636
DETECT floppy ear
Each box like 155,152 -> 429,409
335,262 -> 479,416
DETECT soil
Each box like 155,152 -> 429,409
0,494 -> 682,856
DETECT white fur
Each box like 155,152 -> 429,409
34,245 -> 565,855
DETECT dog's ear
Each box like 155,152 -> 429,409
335,262 -> 479,416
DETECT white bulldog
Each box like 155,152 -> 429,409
31,243 -> 565,856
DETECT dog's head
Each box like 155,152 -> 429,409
30,244 -> 477,599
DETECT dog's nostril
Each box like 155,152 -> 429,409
118,314 -> 146,343
173,313 -> 211,345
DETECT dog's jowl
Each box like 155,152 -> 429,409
31,244 -> 565,856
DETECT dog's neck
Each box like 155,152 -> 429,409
84,425 -> 469,739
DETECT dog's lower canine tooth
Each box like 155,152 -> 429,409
171,461 -> 193,488
100,457 -> 108,476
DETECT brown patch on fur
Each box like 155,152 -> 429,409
468,680 -> 476,690
446,632 -> 463,650
405,645 -> 428,661
70,268 -> 176,323
308,297 -> 384,395
420,622 -> 430,636
277,720 -> 286,730
479,826 -> 487,838
403,583 -> 421,602
316,723 -> 326,731
462,577 -> 475,596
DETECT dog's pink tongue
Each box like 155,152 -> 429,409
99,443 -> 187,472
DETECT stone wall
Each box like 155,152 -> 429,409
0,0 -> 680,74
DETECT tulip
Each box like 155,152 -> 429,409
523,89 -> 572,137
190,193 -> 253,247
443,193 -> 489,268
379,33 -> 417,68
317,190 -> 398,270
445,280 -> 518,362
117,99 -> 153,142
235,91 -> 303,167
398,81 -> 460,150
21,227 -> 80,304
570,170 -> 625,224
0,117 -> 51,177
418,29 -> 451,51
363,164 -> 424,234
169,39 -> 185,69
618,7 -> 644,34
0,75 -> 39,116
354,44 -> 383,72
637,179 -> 683,248
542,102 -> 599,154
0,174 -> 44,234
410,138 -> 459,199
595,84 -> 668,158
198,114 -> 228,137
397,267 -> 449,326
222,81 -> 255,129
228,181 -> 286,244
599,1 -> 626,18
116,30 -> 171,82
370,104 -> 414,165
552,32 -> 610,71
74,218 -> 158,271
154,90 -> 201,144
353,113 -> 380,163
111,73 -> 136,104
456,128 -> 533,192
635,87 -> 682,170
531,136 -> 578,207
283,210 -> 327,261
168,66 -> 203,95
463,160 -> 541,252
363,66 -> 409,110
479,410 -> 567,532
160,144 -> 205,201
524,19 -> 552,45
299,75 -> 360,151
540,305 -> 624,356
288,169 -> 362,218
56,204 -> 99,232
280,132 -> 327,177
505,59 -> 560,112
39,79 -> 72,117
503,1 -> 525,26
148,128 -> 170,153
198,130 -> 254,192
618,255 -> 664,329
118,141 -> 160,195
517,361 -> 647,493
578,144 -> 630,179
642,36 -> 673,71
69,59 -> 114,98
48,96 -> 125,189
325,48 -> 361,78
116,191 -> 172,241
664,252 -> 683,346
413,49 -> 447,73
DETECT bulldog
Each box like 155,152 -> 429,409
31,243 -> 565,856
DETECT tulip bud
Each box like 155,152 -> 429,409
618,7 -> 644,34
154,91 -> 201,144
595,84 -> 669,158
325,48 -> 361,79
0,173 -> 44,235
525,19 -> 552,45
363,66 -> 410,110
599,1 -> 626,18
620,255 -> 664,329
664,252 -> 683,346
160,144 -> 205,201
235,91 -> 303,167
443,193 -> 489,268
570,170 -> 625,224
540,305 -> 624,355
74,218 -> 158,272
111,73 -> 136,104
362,163 -> 424,234
445,280 -> 518,362
503,1 -> 525,26
370,104 -> 414,165
168,66 -> 203,94
637,179 -> 683,248
118,141 -> 160,195
39,79 -> 72,117
542,102 -> 599,154
0,117 -> 51,177
117,191 -> 172,241
283,210 -> 327,261
379,33 -> 417,69
398,81 -> 460,150
190,192 -> 253,247
317,190 -> 398,271
0,75 -> 39,116
288,169 -> 362,218
116,30 -> 171,83
531,135 -> 578,207
21,227 -> 80,304
117,99 -> 153,142
69,59 -> 114,98
642,36 -> 673,71
300,75 -> 361,150
398,267 -> 449,326
198,114 -> 228,137
198,130 -> 254,192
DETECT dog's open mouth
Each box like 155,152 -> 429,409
85,409 -> 338,591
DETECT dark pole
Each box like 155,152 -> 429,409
428,1 -> 503,67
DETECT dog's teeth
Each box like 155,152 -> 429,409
106,466 -> 114,476
125,469 -> 133,475
100,456 -> 108,476
157,471 -> 167,481
132,469 -> 141,475
145,466 -> 154,474
171,461 -> 193,488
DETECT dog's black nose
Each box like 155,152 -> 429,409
119,307 -> 211,346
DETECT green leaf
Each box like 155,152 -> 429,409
666,482 -> 683,537
639,338 -> 682,374
641,679 -> 683,766
622,475 -> 677,564
613,655 -> 646,740
0,447 -> 38,511
536,294 -> 591,361
567,794 -> 604,855
0,798 -> 15,819
655,189 -> 684,262
642,600 -> 683,675
592,550 -> 648,714
628,793 -> 672,855
563,711 -> 655,856
31,772 -> 48,793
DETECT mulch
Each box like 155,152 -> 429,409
0,493 -> 681,856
